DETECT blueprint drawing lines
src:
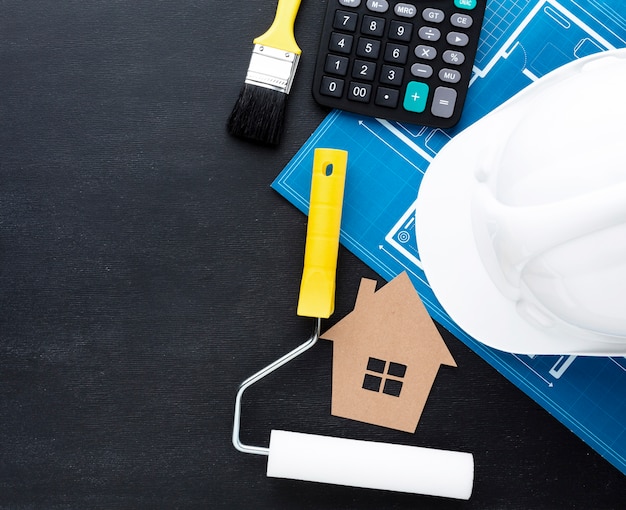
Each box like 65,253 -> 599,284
272,0 -> 626,475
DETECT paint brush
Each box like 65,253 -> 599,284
227,0 -> 302,145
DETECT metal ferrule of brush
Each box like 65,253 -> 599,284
244,44 -> 300,94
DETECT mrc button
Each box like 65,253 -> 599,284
394,3 -> 417,17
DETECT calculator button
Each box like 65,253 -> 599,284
443,50 -> 465,65
450,13 -> 474,28
320,76 -> 345,98
454,0 -> 477,10
410,62 -> 433,78
384,43 -> 409,64
447,31 -> 469,46
380,64 -> 404,85
361,15 -> 385,36
418,26 -> 441,42
375,86 -> 399,108
394,3 -> 417,18
334,10 -> 358,32
415,45 -> 437,60
366,0 -> 389,13
329,32 -> 354,54
439,68 -> 461,83
422,8 -> 445,23
431,86 -> 457,118
403,81 -> 429,113
312,0 -> 486,128
325,54 -> 350,76
348,82 -> 373,102
388,20 -> 413,41
356,37 -> 381,58
352,59 -> 377,80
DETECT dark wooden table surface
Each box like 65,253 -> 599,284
1,1 -> 624,508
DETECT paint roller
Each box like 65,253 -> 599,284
232,148 -> 474,499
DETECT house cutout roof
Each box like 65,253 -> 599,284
320,272 -> 456,433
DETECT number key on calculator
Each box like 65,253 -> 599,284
312,0 -> 486,128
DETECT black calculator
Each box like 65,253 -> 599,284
312,0 -> 486,128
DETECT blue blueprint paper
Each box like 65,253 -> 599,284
273,0 -> 626,475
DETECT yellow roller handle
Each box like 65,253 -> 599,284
297,148 -> 348,319
253,0 -> 302,55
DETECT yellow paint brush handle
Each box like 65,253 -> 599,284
253,0 -> 302,55
297,148 -> 348,319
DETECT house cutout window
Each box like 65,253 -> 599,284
362,357 -> 407,397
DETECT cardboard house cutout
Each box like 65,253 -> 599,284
320,272 -> 456,433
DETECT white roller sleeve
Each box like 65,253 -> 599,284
266,430 -> 474,500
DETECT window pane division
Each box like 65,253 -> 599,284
362,357 -> 407,397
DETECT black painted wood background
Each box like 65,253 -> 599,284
1,1 -> 624,508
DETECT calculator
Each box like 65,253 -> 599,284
312,0 -> 486,128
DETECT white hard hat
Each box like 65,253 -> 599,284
415,48 -> 626,355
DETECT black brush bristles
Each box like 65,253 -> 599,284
227,84 -> 287,146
